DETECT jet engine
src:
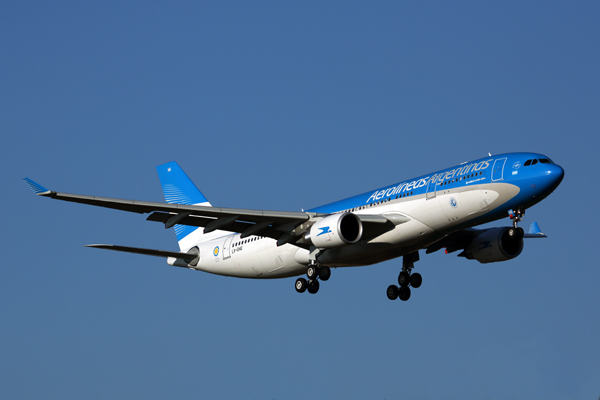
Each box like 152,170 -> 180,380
307,212 -> 363,249
463,227 -> 524,263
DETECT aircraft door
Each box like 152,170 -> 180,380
426,175 -> 438,199
223,235 -> 234,260
492,158 -> 507,181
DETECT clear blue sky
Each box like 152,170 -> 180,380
2,1 -> 599,399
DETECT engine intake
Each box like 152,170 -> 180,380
464,227 -> 524,263
307,213 -> 363,249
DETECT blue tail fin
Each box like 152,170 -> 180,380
156,162 -> 211,248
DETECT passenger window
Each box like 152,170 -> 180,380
532,159 -> 538,165
524,160 -> 532,166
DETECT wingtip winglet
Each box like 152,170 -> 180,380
22,178 -> 52,195
529,222 -> 542,235
524,222 -> 547,238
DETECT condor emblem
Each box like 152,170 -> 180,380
317,226 -> 332,237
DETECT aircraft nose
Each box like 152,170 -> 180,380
543,163 -> 565,192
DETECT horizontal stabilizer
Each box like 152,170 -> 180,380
85,244 -> 198,259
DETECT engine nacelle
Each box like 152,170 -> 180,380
464,227 -> 523,264
307,213 -> 363,249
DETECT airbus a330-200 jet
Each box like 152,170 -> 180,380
24,152 -> 564,301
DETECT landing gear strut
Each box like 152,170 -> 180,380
508,208 -> 526,239
387,252 -> 422,302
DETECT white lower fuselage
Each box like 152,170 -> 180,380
173,182 -> 518,279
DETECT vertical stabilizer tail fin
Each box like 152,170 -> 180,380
156,162 -> 211,250
156,161 -> 210,206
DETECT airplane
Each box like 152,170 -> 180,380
23,152 -> 564,301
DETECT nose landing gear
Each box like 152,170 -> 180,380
508,208 -> 526,239
387,252 -> 422,302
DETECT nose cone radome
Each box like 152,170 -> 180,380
542,163 -> 565,193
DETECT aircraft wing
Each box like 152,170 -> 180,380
24,178 -> 408,247
24,178 -> 317,243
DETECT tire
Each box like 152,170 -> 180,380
319,266 -> 331,281
307,265 -> 319,280
386,285 -> 399,300
410,273 -> 422,288
295,278 -> 307,293
399,286 -> 411,301
398,271 -> 410,287
307,279 -> 320,294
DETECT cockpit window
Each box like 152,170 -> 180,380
539,158 -> 551,164
524,159 -> 532,166
532,159 -> 539,165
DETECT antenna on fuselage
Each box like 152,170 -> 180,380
488,152 -> 492,156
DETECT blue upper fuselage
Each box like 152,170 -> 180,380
307,152 -> 564,216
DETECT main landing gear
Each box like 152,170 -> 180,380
295,262 -> 330,295
387,252 -> 422,302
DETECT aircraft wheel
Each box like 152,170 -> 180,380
295,278 -> 307,293
307,279 -> 320,294
307,265 -> 319,280
386,285 -> 399,300
319,266 -> 331,281
410,273 -> 422,288
508,227 -> 525,240
399,286 -> 411,301
398,271 -> 411,287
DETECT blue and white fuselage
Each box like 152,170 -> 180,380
167,153 -> 562,277
23,152 -> 564,300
